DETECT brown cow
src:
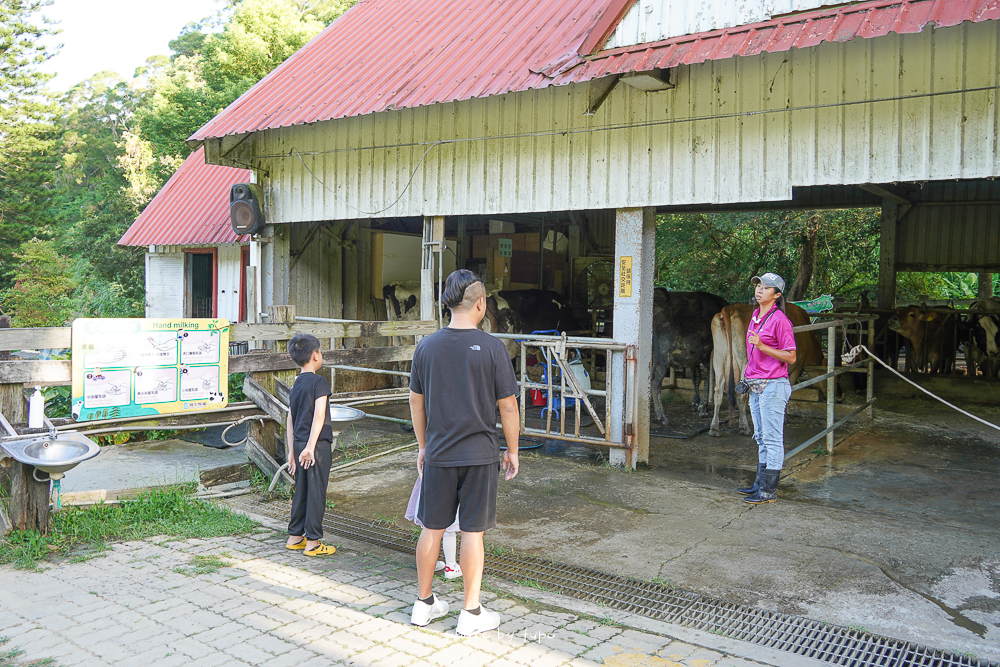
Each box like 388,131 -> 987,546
887,306 -> 957,374
708,303 -> 825,437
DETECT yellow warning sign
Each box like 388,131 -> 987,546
618,256 -> 633,298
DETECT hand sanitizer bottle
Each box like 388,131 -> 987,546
28,386 -> 45,429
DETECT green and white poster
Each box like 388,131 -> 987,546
71,318 -> 230,422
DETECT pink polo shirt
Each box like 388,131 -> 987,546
745,307 -> 797,379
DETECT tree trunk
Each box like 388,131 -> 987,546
787,216 -> 821,301
0,314 -> 51,535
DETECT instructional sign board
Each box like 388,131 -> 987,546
71,318 -> 230,422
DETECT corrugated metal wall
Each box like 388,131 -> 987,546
145,251 -> 184,318
252,21 -> 1000,222
217,244 -> 243,322
898,206 -> 1000,270
605,0 -> 848,49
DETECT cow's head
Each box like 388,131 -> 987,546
887,306 -> 938,340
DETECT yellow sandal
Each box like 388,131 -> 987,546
286,538 -> 308,550
304,542 -> 336,557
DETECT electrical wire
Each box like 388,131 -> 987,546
250,84 -> 1000,216
292,144 -> 445,216
253,85 -> 1000,160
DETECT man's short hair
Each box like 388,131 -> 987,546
288,333 -> 321,367
441,269 -> 484,312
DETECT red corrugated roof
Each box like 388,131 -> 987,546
118,146 -> 251,246
190,0 -> 1000,142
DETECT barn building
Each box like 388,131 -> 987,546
186,0 -> 1000,466
118,147 -> 252,322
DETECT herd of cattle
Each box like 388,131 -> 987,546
384,280 -> 1000,434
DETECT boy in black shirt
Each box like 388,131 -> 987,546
284,333 -> 336,557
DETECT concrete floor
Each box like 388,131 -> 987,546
56,390 -> 1000,660
329,391 -> 1000,661
59,425 -> 247,494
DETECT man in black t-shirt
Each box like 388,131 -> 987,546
408,270 -> 520,636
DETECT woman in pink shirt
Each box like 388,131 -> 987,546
737,273 -> 797,504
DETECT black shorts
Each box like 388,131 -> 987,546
418,462 -> 500,533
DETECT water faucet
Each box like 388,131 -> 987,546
43,414 -> 58,438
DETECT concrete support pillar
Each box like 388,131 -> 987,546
421,216 -> 445,327
609,208 -> 655,468
877,201 -> 898,309
978,273 -> 994,299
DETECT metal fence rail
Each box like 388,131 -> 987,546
785,313 -> 878,460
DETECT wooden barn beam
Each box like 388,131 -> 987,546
860,183 -> 912,206
878,200 -> 899,309
586,75 -> 619,115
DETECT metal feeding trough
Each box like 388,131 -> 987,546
329,405 -> 366,432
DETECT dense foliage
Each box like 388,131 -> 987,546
655,210 -> 997,305
0,0 -> 355,326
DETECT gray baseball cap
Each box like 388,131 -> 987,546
751,272 -> 786,293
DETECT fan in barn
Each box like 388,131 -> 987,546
573,257 -> 614,310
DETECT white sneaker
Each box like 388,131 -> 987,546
455,605 -> 500,636
410,596 -> 449,626
443,564 -> 463,579
434,560 -> 446,572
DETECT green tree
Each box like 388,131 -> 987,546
654,209 -> 881,304
53,73 -> 146,317
0,0 -> 60,283
0,238 -> 76,326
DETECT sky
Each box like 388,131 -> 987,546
38,0 -> 222,92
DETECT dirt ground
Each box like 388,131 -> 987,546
331,389 -> 1000,661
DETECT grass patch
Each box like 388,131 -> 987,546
174,554 -> 227,576
512,577 -> 547,590
0,637 -> 56,667
371,513 -> 399,528
0,486 -> 258,571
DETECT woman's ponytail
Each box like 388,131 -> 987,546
775,293 -> 787,313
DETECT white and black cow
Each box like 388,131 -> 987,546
383,281 -> 422,321
963,297 -> 1000,378
651,289 -> 729,428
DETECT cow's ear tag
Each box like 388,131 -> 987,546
920,312 -> 937,321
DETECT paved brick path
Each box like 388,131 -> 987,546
0,529 -> 819,667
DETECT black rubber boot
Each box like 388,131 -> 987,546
744,469 -> 779,504
737,464 -> 764,496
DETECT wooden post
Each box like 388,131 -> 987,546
248,305 -> 296,463
878,201 -> 898,309
0,316 -> 50,534
826,324 -> 836,453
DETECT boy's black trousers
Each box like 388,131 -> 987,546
287,439 -> 333,541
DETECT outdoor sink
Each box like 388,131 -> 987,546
329,405 -> 366,431
0,431 -> 101,476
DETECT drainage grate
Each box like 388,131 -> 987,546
224,496 -> 994,667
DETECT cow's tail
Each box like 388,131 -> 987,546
721,306 -> 736,425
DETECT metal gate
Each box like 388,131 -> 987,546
491,332 -> 637,452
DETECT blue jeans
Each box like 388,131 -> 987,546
748,377 -> 791,471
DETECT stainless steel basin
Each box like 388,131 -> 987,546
329,405 -> 366,431
0,431 -> 101,475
